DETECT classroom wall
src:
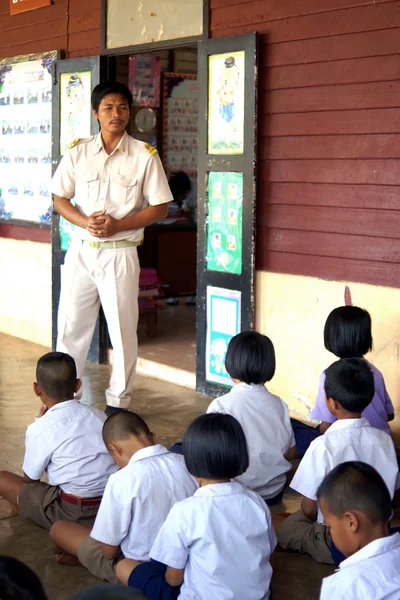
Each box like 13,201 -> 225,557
211,0 -> 400,436
0,0 -> 101,59
0,238 -> 51,346
0,0 -> 102,345
210,0 -> 400,288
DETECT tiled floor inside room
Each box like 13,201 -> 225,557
0,332 -> 335,599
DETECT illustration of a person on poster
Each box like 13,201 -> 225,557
217,56 -> 239,146
66,74 -> 86,143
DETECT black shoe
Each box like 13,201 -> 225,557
105,406 -> 128,417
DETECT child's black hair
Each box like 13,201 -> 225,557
168,171 -> 192,206
102,411 -> 151,447
182,413 -> 249,480
36,352 -> 77,402
0,556 -> 48,600
317,461 -> 392,524
225,331 -> 276,385
91,81 -> 133,113
324,358 -> 374,413
324,306 -> 373,358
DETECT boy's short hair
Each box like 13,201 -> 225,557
324,306 -> 373,358
317,461 -> 392,524
102,411 -> 151,447
182,413 -> 249,480
36,352 -> 77,402
91,81 -> 133,113
225,331 -> 276,384
324,358 -> 374,412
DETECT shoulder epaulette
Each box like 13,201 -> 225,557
145,143 -> 158,156
68,137 -> 93,149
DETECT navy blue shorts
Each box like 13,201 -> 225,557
128,560 -> 181,600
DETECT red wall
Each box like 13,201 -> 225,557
0,0 -> 101,61
211,0 -> 400,288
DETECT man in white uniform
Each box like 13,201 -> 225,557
52,81 -> 172,414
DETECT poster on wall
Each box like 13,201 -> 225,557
206,286 -> 241,387
208,51 -> 245,155
10,0 -> 51,16
163,73 -> 198,175
0,53 -> 55,224
59,71 -> 92,155
129,55 -> 161,107
206,171 -> 243,275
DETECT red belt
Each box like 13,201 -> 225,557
60,491 -> 102,506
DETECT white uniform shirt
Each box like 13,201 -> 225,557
22,400 -> 117,496
207,383 -> 295,499
291,418 -> 399,523
51,132 -> 173,242
150,481 -> 277,600
90,444 -> 197,560
320,533 -> 400,599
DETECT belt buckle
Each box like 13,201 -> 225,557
89,241 -> 101,249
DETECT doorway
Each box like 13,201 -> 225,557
112,48 -> 198,384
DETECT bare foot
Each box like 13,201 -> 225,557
53,546 -> 80,567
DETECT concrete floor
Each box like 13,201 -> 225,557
0,333 -> 334,599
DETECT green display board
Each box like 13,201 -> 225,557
59,215 -> 75,251
206,172 -> 243,275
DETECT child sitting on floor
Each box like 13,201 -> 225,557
117,413 -> 277,600
293,306 -> 394,456
207,331 -> 296,505
277,357 -> 399,564
318,461 -> 400,599
0,352 -> 117,530
50,411 -> 197,584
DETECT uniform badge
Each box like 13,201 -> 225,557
68,138 -> 81,149
145,143 -> 158,156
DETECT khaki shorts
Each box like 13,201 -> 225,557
18,482 -> 100,531
277,510 -> 335,565
77,535 -> 123,584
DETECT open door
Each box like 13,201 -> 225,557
196,33 -> 258,397
51,56 -> 107,362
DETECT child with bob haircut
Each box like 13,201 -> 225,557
117,413 -> 277,600
318,461 -> 400,599
207,331 -> 295,504
312,305 -> 394,435
277,358 -> 400,565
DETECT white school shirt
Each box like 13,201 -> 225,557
22,400 -> 117,496
90,445 -> 197,560
291,418 -> 400,523
207,383 -> 295,499
320,533 -> 400,600
150,481 -> 277,600
51,131 -> 173,243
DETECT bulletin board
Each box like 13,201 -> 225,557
162,72 -> 198,175
0,51 -> 56,226
196,33 -> 258,397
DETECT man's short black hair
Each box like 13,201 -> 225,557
182,413 -> 249,480
91,81 -> 133,113
225,331 -> 276,384
102,411 -> 151,447
324,358 -> 374,412
324,306 -> 373,358
317,461 -> 392,524
36,352 -> 77,402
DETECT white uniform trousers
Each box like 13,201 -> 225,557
57,240 -> 140,409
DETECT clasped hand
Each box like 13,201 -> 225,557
86,211 -> 119,238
